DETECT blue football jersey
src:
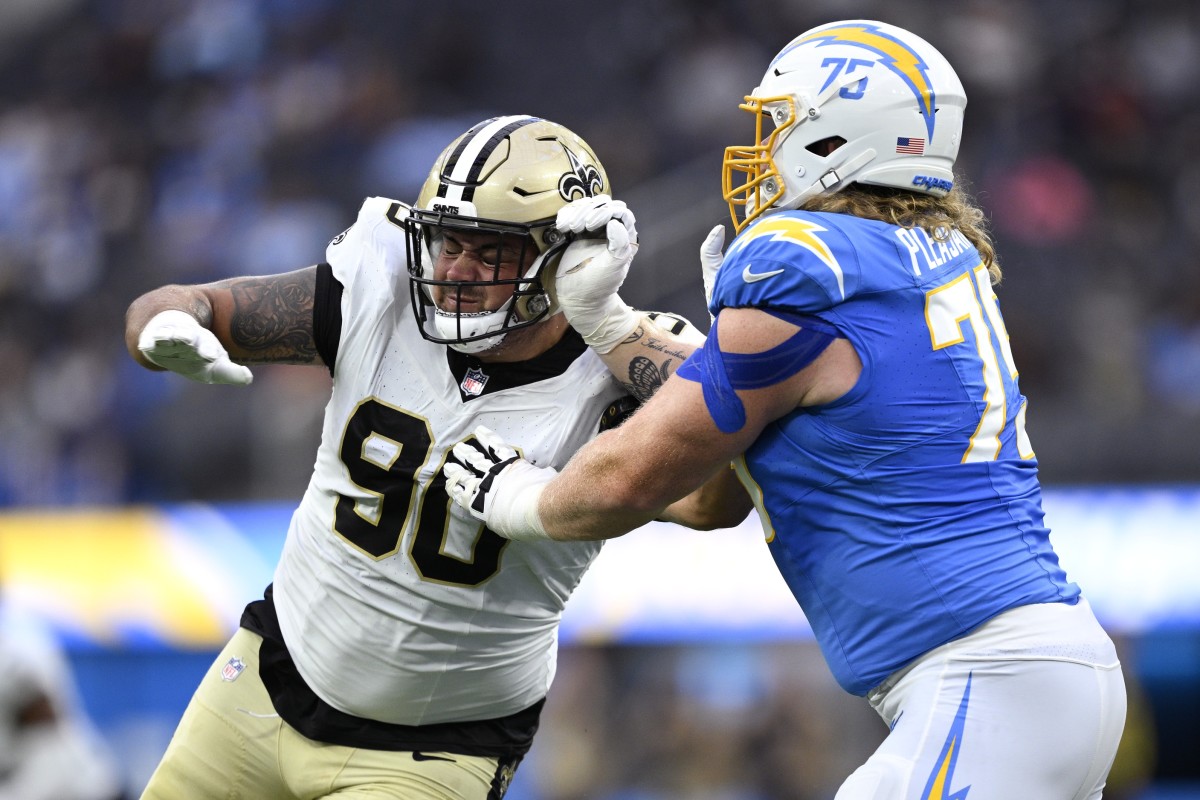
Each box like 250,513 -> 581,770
710,210 -> 1080,696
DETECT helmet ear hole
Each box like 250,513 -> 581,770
806,136 -> 847,157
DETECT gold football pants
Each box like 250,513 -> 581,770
141,628 -> 511,799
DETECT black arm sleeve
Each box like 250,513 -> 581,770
313,262 -> 344,377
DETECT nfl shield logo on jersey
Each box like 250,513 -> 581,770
461,367 -> 489,397
221,656 -> 246,682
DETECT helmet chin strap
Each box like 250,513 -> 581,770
436,302 -> 515,354
789,148 -> 876,207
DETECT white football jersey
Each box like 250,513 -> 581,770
272,197 -> 624,726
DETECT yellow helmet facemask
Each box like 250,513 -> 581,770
722,95 -> 796,235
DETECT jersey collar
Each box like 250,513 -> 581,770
445,328 -> 588,403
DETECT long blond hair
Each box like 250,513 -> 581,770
800,183 -> 1001,283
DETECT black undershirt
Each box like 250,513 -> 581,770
240,588 -> 543,757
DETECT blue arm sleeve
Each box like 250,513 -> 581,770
676,310 -> 840,433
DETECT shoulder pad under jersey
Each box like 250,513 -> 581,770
713,210 -> 862,314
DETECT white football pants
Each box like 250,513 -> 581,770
835,599 -> 1126,800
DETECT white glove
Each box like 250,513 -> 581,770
555,194 -> 637,251
700,224 -> 726,313
137,310 -> 253,385
444,426 -> 556,541
553,195 -> 641,354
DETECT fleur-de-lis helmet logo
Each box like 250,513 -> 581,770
558,146 -> 605,201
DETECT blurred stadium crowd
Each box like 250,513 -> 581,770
0,1 -> 1196,797
1,0 -> 1199,507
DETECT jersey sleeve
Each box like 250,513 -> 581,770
324,196 -> 410,297
710,211 -> 860,316
320,196 -> 411,381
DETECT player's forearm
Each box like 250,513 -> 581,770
537,421 -> 702,541
597,313 -> 700,402
538,460 -> 663,541
540,376 -> 757,538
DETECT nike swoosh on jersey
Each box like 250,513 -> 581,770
412,752 -> 458,763
743,264 -> 786,283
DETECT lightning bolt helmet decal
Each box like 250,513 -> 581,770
723,19 -> 967,233
790,22 -> 937,140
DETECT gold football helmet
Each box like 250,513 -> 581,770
406,115 -> 609,353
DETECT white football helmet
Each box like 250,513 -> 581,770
406,115 -> 609,353
723,20 -> 967,233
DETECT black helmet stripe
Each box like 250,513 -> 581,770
437,115 -> 541,203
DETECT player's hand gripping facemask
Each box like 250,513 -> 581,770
552,194 -> 642,354
699,224 -> 726,322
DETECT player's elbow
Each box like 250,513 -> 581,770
689,501 -> 754,530
656,464 -> 754,530
659,492 -> 753,530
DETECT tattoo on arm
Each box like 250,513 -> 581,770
186,296 -> 214,329
623,335 -> 691,400
618,327 -> 644,347
627,356 -> 672,400
226,273 -> 318,364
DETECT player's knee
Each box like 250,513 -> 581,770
834,755 -> 911,800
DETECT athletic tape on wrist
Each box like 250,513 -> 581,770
583,300 -> 640,354
493,480 -> 551,541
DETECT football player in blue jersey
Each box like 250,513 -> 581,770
445,20 -> 1127,800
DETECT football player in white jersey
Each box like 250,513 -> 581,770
124,115 -> 749,800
